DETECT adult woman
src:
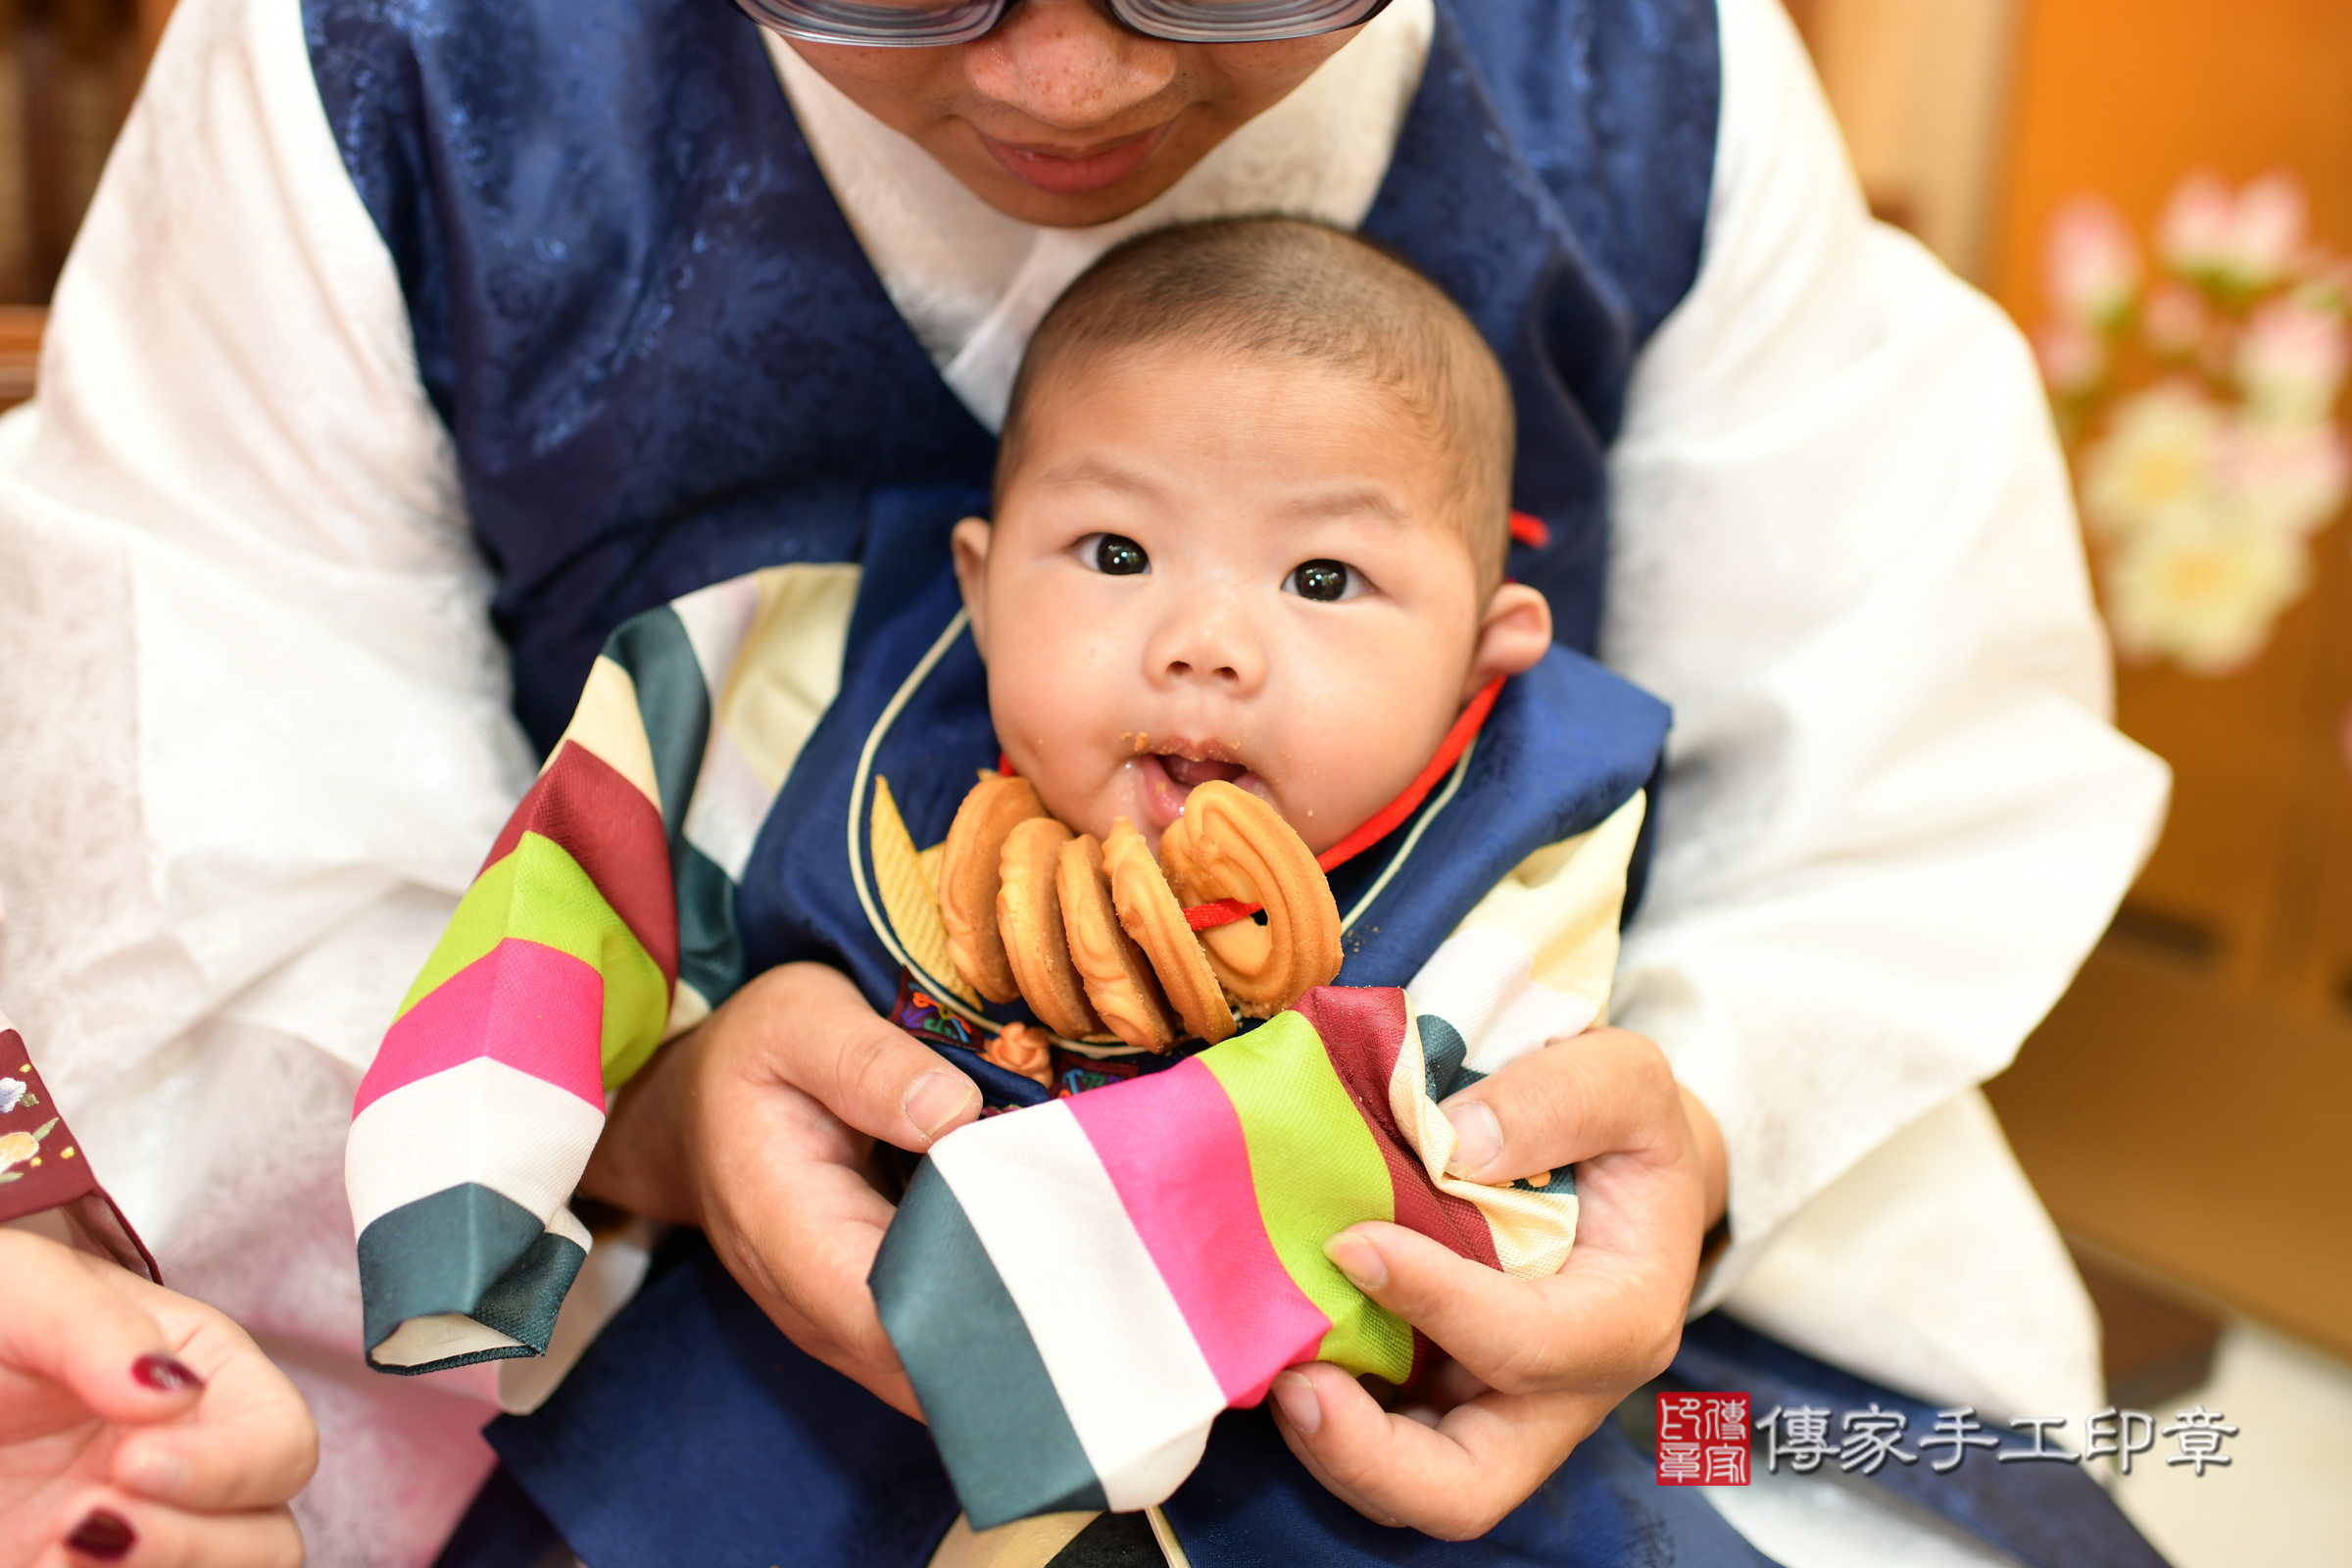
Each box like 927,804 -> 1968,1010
0,0 -> 2167,1561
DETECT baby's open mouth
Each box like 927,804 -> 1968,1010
1134,749 -> 1258,833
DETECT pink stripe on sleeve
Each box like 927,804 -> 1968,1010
1067,1057 -> 1330,1406
355,939 -> 608,1116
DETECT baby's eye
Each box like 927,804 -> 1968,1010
1077,533 -> 1150,576
1285,560 -> 1360,602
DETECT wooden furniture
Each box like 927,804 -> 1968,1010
1981,0 -> 2352,1362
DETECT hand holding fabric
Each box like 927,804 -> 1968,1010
580,960 -> 981,1418
1267,1026 -> 1726,1539
0,1232 -> 315,1568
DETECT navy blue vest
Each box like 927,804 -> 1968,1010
303,0 -> 1718,751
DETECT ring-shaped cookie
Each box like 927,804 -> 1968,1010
939,773 -> 1045,1004
1057,832 -> 1177,1053
1105,817 -> 1235,1045
1159,780 -> 1341,1017
996,815 -> 1102,1039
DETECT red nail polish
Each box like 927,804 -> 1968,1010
66,1508 -> 136,1560
131,1352 -> 204,1393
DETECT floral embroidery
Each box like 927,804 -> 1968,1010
0,1117 -> 58,1181
0,1077 -> 24,1114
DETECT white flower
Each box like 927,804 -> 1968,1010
2219,417 -> 2350,538
2237,292 -> 2349,424
2160,172 -> 2307,292
2080,382 -> 2225,540
2103,512 -> 2306,674
2045,197 -> 2139,327
0,1078 -> 22,1115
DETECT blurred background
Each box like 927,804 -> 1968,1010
1,0 -> 2345,1561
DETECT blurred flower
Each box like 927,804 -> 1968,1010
2036,320 -> 2107,396
2103,512 -> 2306,674
2080,382 -> 2224,540
0,1130 -> 36,1171
2218,417 -> 2350,537
2236,291 -> 2349,424
2045,197 -> 2140,327
2142,282 -> 2208,358
2159,172 -> 2306,292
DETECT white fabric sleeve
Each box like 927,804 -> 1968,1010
1604,0 -> 2169,1314
0,0 -> 530,1556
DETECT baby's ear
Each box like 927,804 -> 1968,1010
952,515 -> 995,656
1466,581 -> 1551,700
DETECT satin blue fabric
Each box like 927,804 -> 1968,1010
302,0 -> 1718,750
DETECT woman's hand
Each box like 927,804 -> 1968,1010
579,962 -> 982,1418
0,1231 -> 316,1568
1264,1026 -> 1728,1540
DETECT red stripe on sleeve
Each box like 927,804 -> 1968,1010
484,741 -> 680,984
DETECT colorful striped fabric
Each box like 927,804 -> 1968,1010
870,973 -> 1583,1530
349,565 -> 859,1372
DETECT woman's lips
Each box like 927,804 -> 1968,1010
1135,753 -> 1250,833
976,124 -> 1171,194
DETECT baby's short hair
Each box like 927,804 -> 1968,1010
999,218 -> 1517,584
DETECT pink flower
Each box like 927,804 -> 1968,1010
2159,171 -> 2307,291
2035,320 -> 2106,396
2236,292 -> 2349,423
2045,197 -> 2139,326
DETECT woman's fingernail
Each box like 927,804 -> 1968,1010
1442,1099 -> 1503,1176
1323,1231 -> 1388,1292
65,1509 -> 136,1560
131,1352 -> 204,1393
119,1446 -> 192,1494
1271,1371 -> 1322,1437
905,1072 -> 979,1139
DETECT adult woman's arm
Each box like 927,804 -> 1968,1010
580,962 -> 982,1416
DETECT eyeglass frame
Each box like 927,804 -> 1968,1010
733,0 -> 1398,50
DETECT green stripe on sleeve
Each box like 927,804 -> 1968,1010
1200,1011 -> 1412,1382
395,831 -> 668,1084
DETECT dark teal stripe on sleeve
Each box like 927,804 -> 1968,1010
602,606 -> 710,842
358,1183 -> 586,1372
870,1160 -> 1105,1529
604,603 -> 750,1012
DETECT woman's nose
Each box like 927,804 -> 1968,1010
963,0 -> 1180,131
1147,588 -> 1267,695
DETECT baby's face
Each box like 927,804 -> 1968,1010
955,342 -> 1549,855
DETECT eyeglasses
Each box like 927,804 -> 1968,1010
736,0 -> 1394,47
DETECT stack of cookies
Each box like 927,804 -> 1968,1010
937,776 -> 1342,1053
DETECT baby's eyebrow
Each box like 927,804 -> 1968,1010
1029,457 -> 1162,498
1282,485 -> 1414,527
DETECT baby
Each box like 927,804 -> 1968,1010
956,218 -> 1550,861
345,218 -> 1669,1519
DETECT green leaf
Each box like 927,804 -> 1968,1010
30,1118 -> 58,1142
0,1171 -> 19,1183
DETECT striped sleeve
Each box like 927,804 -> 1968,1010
348,564 -> 860,1375
870,980 -> 1579,1529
